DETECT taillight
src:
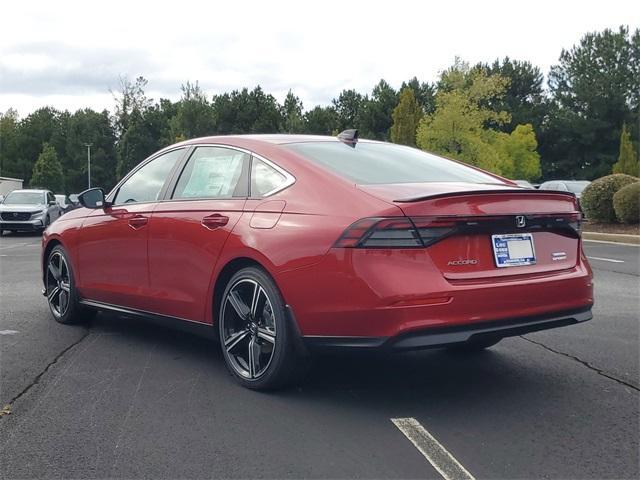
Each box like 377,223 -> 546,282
334,212 -> 582,249
334,217 -> 454,248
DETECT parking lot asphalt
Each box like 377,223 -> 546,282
0,232 -> 638,479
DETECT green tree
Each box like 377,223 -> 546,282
494,124 -> 541,180
544,26 -> 639,178
400,77 -> 436,114
333,89 -> 367,132
169,81 -> 216,141
0,109 -> 20,178
390,88 -> 423,146
30,143 -> 64,191
612,123 -> 639,176
416,61 -> 513,174
281,90 -> 304,133
303,106 -> 338,135
475,57 -> 546,133
13,107 -> 68,186
65,109 -> 117,192
361,79 -> 398,140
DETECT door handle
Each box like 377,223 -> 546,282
128,215 -> 148,229
202,214 -> 229,230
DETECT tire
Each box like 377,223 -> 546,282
447,337 -> 501,352
218,266 -> 308,390
45,245 -> 94,324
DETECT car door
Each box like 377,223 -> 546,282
147,146 -> 250,322
76,148 -> 186,310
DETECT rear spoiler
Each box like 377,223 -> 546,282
394,189 -> 577,203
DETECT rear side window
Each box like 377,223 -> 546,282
114,149 -> 184,205
285,142 -> 500,185
173,146 -> 249,199
251,158 -> 288,196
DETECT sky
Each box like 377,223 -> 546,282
1,0 -> 637,117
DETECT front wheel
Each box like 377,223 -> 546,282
219,267 -> 308,390
45,245 -> 93,324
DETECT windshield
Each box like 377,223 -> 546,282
285,141 -> 501,185
565,181 -> 590,194
3,191 -> 44,205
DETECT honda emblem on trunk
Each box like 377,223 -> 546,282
516,215 -> 526,228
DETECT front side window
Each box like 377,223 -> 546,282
114,149 -> 185,205
251,158 -> 288,196
173,147 -> 249,199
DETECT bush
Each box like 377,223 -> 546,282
613,182 -> 640,224
581,174 -> 638,222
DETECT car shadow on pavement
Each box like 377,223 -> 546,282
90,310 -> 547,414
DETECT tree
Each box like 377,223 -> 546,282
390,88 -> 423,146
111,76 -> 152,136
332,89 -> 367,132
544,26 -> 639,178
303,106 -> 338,135
281,90 -> 305,133
416,61 -> 513,174
361,80 -> 398,140
612,123 -> 639,176
13,107 -> 68,186
169,81 -> 216,141
475,57 -> 546,133
65,109 -> 117,192
494,124 -> 541,180
0,109 -> 20,178
30,143 -> 64,191
401,77 -> 436,114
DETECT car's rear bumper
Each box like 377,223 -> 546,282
277,247 -> 594,338
303,306 -> 592,351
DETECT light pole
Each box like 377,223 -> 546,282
84,143 -> 92,188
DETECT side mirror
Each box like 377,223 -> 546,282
78,188 -> 107,209
49,200 -> 57,206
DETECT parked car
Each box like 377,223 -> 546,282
513,180 -> 535,189
55,194 -> 80,214
539,180 -> 591,211
539,180 -> 591,198
41,132 -> 593,389
0,189 -> 62,235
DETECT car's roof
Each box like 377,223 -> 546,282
10,189 -> 47,193
179,134 -> 381,146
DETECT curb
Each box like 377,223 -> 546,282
583,231 -> 640,245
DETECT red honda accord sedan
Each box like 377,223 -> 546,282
41,131 -> 593,389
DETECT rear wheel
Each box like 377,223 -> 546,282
45,245 -> 94,324
219,267 -> 308,390
447,337 -> 502,352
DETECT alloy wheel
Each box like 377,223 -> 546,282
221,278 -> 277,379
46,251 -> 71,318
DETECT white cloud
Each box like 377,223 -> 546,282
1,0 -> 636,116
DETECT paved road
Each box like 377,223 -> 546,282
0,232 -> 638,479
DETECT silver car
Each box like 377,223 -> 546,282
0,189 -> 62,235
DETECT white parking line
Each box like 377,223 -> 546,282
587,256 -> 625,263
0,330 -> 19,335
391,417 -> 475,480
584,239 -> 639,247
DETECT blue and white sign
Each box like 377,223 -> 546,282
491,233 -> 536,268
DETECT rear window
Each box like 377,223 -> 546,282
285,142 -> 500,185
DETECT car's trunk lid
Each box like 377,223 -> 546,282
358,182 -> 581,280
